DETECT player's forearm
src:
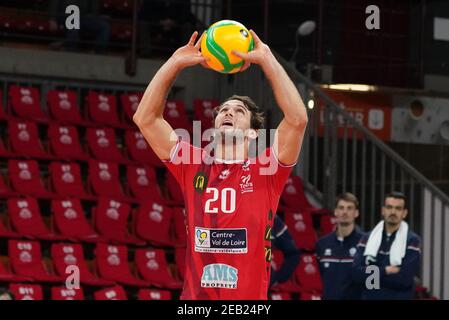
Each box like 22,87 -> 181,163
133,57 -> 181,127
261,52 -> 308,128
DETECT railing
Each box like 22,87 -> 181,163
213,53 -> 449,300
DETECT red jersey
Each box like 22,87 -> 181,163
164,140 -> 294,300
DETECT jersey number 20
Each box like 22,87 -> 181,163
204,187 -> 236,214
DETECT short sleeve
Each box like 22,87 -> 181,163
163,139 -> 202,186
265,147 -> 296,195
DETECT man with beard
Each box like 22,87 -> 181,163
316,193 -> 364,299
353,192 -> 421,299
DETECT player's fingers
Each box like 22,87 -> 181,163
188,31 -> 198,46
249,30 -> 262,44
195,31 -> 205,49
240,61 -> 251,72
231,50 -> 247,60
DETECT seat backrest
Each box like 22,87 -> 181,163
94,197 -> 131,239
7,159 -> 46,195
94,285 -> 127,300
193,99 -> 219,128
51,199 -> 94,238
120,92 -> 142,123
8,239 -> 43,277
7,197 -> 49,236
172,207 -> 187,246
295,254 -> 322,291
86,127 -> 122,161
137,289 -> 172,300
8,85 -> 46,120
134,200 -> 173,245
283,211 -> 317,250
86,91 -> 120,126
48,123 -> 85,160
51,242 -> 88,276
166,171 -> 184,203
320,215 -> 337,236
47,89 -> 82,123
51,286 -> 85,300
126,165 -> 161,200
163,100 -> 190,131
8,120 -> 45,156
96,243 -> 131,280
50,162 -> 86,197
9,283 -> 43,300
124,130 -> 162,166
135,248 -> 170,281
174,247 -> 186,280
88,160 -> 124,198
282,176 -> 312,209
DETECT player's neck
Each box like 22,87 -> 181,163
336,223 -> 355,238
215,141 -> 248,162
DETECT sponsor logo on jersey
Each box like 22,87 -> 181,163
194,227 -> 247,253
242,160 -> 250,172
265,225 -> 272,241
219,169 -> 230,180
265,246 -> 272,262
349,247 -> 357,257
239,174 -> 253,193
193,172 -> 208,192
324,248 -> 332,256
201,263 -> 238,289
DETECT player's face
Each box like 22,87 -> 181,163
334,199 -> 359,226
214,100 -> 252,135
382,197 -> 407,227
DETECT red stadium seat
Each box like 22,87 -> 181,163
9,283 -> 44,300
51,242 -> 114,287
281,176 -> 330,215
49,162 -> 89,198
88,160 -> 126,199
134,200 -> 174,246
124,130 -> 162,167
295,254 -> 323,292
8,120 -> 49,158
0,137 -> 11,157
193,99 -> 219,129
270,292 -> 292,300
94,285 -> 127,300
8,85 -> 48,121
135,248 -> 182,289
51,286 -> 85,300
93,197 -> 144,245
126,165 -> 164,201
137,288 -> 172,300
48,123 -> 88,160
47,90 -> 84,124
0,173 -> 15,198
51,199 -> 100,243
166,171 -> 184,205
86,127 -> 125,162
174,247 -> 186,280
283,211 -> 317,251
120,92 -> 142,124
8,160 -> 52,197
163,100 -> 191,133
8,240 -> 62,283
86,91 -> 120,127
95,243 -> 150,287
320,215 -> 337,236
7,197 -> 63,241
0,256 -> 32,282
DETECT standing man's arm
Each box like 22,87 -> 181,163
133,31 -> 208,160
232,30 -> 308,165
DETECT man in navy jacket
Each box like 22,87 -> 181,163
352,192 -> 421,300
316,192 -> 364,299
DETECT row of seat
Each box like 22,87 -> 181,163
0,159 -> 184,204
1,120 -> 163,165
8,284 -> 172,300
0,86 -> 219,131
0,240 -> 184,288
0,196 -> 186,247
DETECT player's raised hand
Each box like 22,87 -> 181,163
171,31 -> 211,70
231,30 -> 272,72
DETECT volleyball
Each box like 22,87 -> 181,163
201,20 -> 254,74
